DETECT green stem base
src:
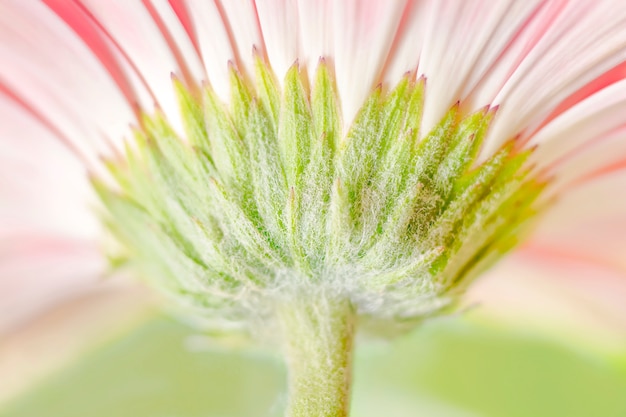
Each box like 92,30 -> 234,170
279,294 -> 355,417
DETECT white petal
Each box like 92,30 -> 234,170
417,0 -> 543,133
182,1 -> 244,100
177,0 -> 266,97
76,0 -> 189,132
483,0 -> 626,156
217,0 -> 265,69
545,127 -> 626,191
181,0 -> 265,97
295,0 -> 334,79
466,0 -> 570,112
379,0 -> 430,86
141,0 -> 206,85
255,0 -> 409,125
255,0 -> 300,78
527,78 -> 626,190
331,0 -> 406,124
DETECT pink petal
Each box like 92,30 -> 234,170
0,281 -> 154,403
468,169 -> 626,349
0,1 -> 136,330
468,251 -> 626,351
0,96 -> 99,240
526,170 -> 626,271
2,0 -> 626,348
0,237 -> 107,333
0,0 -> 135,166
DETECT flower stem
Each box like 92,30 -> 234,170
279,294 -> 355,417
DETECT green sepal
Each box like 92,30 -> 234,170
172,76 -> 206,148
300,60 -> 341,268
203,84 -> 249,198
96,60 -> 547,334
253,54 -> 281,130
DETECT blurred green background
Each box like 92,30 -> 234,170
3,315 -> 626,417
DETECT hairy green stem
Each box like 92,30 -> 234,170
279,294 -> 355,417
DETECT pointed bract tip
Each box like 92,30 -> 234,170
478,104 -> 491,114
252,45 -> 268,62
403,70 -> 417,82
317,56 -> 337,73
200,79 -> 212,90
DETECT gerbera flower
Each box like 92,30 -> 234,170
2,0 -> 626,414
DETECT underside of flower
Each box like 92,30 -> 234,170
8,1 -> 626,415
95,58 -> 545,337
